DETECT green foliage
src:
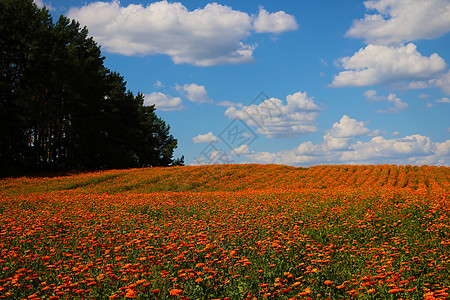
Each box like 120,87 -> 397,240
0,0 -> 181,176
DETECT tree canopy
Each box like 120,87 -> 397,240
1,0 -> 182,176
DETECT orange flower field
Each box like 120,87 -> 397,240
0,164 -> 449,299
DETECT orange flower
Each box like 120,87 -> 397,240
125,289 -> 136,298
170,288 -> 183,296
388,288 -> 402,294
324,280 -> 333,286
298,287 -> 312,296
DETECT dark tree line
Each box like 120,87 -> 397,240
1,0 -> 183,176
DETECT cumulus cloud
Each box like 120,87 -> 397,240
342,135 -> 435,161
404,70 -> 450,94
323,115 -> 371,150
144,92 -> 185,111
225,91 -> 321,138
430,71 -> 450,94
245,135 -> 450,167
176,83 -> 213,103
253,8 -> 298,34
346,0 -> 450,45
192,132 -> 219,144
67,1 -> 297,66
236,115 -> 450,166
191,117 -> 450,166
331,43 -> 447,87
328,115 -> 371,138
363,90 -> 408,113
436,140 -> 450,156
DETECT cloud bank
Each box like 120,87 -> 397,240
238,116 -> 450,166
67,1 -> 297,66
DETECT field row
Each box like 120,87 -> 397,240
1,164 -> 449,195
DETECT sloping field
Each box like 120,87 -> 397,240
0,164 -> 449,299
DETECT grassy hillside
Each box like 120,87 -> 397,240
0,164 -> 449,299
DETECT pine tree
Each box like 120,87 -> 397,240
0,0 -> 182,176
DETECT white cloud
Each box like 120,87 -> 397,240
430,71 -> 450,94
403,81 -> 431,90
154,80 -> 164,88
253,8 -> 298,34
245,134 -> 450,167
192,132 -> 219,144
328,115 -> 371,138
190,157 -> 206,165
191,148 -> 233,165
207,150 -> 233,164
176,83 -> 213,103
34,0 -> 53,10
331,43 -> 447,87
323,115 -> 371,150
437,97 -> 450,103
346,0 -> 450,45
232,144 -> 250,155
216,101 -> 244,107
67,1 -> 297,66
225,91 -> 321,138
363,90 -> 409,113
144,92 -> 185,111
404,70 -> 450,94
436,140 -> 450,156
34,0 -> 44,7
244,151 -> 277,164
237,116 -> 450,166
342,135 -> 436,161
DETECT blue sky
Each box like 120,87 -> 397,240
38,0 -> 450,166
